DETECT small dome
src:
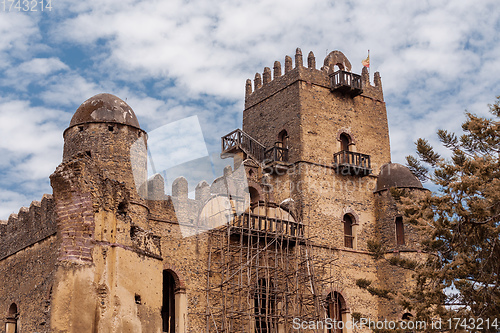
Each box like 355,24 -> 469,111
375,163 -> 423,192
69,93 -> 140,128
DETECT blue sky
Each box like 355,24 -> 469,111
0,0 -> 499,218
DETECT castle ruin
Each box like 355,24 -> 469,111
0,49 -> 426,333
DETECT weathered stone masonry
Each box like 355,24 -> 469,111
1,48 -> 428,333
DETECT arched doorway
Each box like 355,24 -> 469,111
340,133 -> 350,152
249,187 -> 260,205
161,269 -> 187,333
277,130 -> 288,149
162,271 -> 176,333
326,292 -> 347,333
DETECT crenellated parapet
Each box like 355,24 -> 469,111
0,194 -> 57,260
245,48 -> 384,108
147,170 -> 235,228
148,162 -> 283,238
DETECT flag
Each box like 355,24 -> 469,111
362,52 -> 370,68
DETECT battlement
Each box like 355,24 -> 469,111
147,163 -> 293,238
245,48 -> 384,109
147,173 -> 217,224
0,194 -> 57,260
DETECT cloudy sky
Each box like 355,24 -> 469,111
0,0 -> 499,218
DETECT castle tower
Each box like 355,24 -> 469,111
374,163 -> 427,319
0,49 -> 429,333
49,94 -> 162,333
62,93 -> 148,197
242,49 -> 389,170
221,48 -> 422,325
236,49 -> 391,250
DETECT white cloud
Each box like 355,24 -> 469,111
40,73 -> 101,106
0,98 -> 69,217
0,189 -> 32,220
0,100 -> 69,195
17,57 -> 68,75
1,0 -> 500,216
0,12 -> 42,66
147,116 -> 209,174
1,57 -> 69,91
0,99 -> 67,154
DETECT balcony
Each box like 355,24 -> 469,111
263,145 -> 289,173
264,145 -> 288,163
333,150 -> 372,176
230,213 -> 304,243
221,129 -> 266,161
329,70 -> 363,97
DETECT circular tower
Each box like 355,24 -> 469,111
374,163 -> 425,249
63,93 -> 148,197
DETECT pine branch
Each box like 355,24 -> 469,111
415,138 -> 440,166
406,155 -> 429,182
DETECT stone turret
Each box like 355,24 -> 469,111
62,93 -> 147,196
49,94 -> 160,332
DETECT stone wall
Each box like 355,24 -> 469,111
0,194 -> 58,332
0,236 -> 59,333
49,152 -> 163,333
0,48 -> 429,332
0,194 -> 56,260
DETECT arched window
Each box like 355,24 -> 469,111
395,216 -> 405,246
343,214 -> 354,248
5,303 -> 18,333
249,187 -> 260,205
277,130 -> 288,149
334,63 -> 345,72
254,278 -> 275,333
273,130 -> 289,162
339,133 -> 350,152
162,271 -> 176,333
326,292 -> 346,333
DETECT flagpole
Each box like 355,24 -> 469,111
362,50 -> 370,76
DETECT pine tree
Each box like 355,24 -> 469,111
400,96 -> 500,326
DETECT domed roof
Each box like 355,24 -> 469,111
375,163 -> 423,192
69,93 -> 140,128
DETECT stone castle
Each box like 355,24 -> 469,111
0,48 -> 426,333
